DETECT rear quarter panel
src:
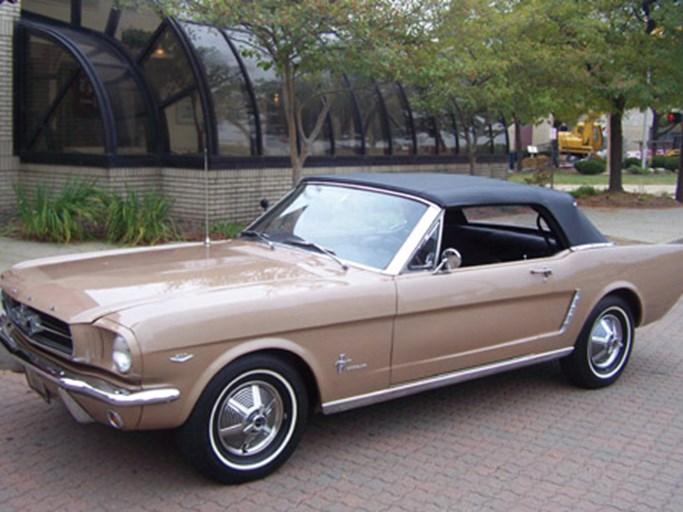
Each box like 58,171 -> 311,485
543,243 -> 683,354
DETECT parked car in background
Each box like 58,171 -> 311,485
2,173 -> 682,483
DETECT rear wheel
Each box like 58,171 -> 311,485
178,354 -> 308,483
561,296 -> 634,389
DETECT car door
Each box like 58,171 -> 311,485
390,207 -> 580,384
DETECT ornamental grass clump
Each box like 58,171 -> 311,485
14,181 -> 178,246
102,188 -> 178,246
15,180 -> 100,243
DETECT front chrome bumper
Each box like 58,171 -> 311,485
0,314 -> 180,407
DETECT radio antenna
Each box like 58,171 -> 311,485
204,147 -> 211,247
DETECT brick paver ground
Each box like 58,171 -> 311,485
1,298 -> 683,512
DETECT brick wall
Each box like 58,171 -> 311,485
14,160 -> 507,225
0,1 -> 20,215
163,161 -> 508,225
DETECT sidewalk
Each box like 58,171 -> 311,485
582,206 -> 683,245
0,238 -> 111,274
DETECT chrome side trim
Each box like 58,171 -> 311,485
322,347 -> 574,415
1,315 -> 180,407
560,290 -> 582,333
385,204 -> 442,275
570,242 -> 615,252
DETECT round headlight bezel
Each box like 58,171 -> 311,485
112,335 -> 133,374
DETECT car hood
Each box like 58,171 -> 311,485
0,240 -> 350,324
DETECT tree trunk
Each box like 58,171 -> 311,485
608,112 -> 624,193
281,66 -> 302,186
514,117 -> 523,173
676,145 -> 683,203
467,124 -> 477,175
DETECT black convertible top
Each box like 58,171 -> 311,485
304,173 -> 607,247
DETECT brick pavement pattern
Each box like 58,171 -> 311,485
1,299 -> 683,512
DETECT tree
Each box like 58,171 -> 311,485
637,0 -> 683,202
158,0 -> 433,184
412,0 -> 591,174
551,0 -> 683,193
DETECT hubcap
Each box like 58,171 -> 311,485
589,312 -> 626,374
216,380 -> 284,457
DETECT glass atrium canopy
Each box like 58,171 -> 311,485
17,0 -> 508,168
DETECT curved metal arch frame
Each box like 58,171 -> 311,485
135,19 -> 175,156
170,18 -> 218,157
19,18 -> 117,155
396,82 -> 418,155
341,74 -> 365,156
16,7 -> 511,167
371,78 -> 393,156
220,28 -> 264,156
20,13 -> 162,158
83,12 -> 162,155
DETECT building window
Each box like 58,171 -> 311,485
228,30 -> 288,157
297,74 -> 333,156
378,82 -> 414,156
21,31 -> 105,154
328,78 -> 362,156
181,24 -> 257,157
23,0 -> 71,24
352,77 -> 389,156
17,0 -> 507,167
140,26 -> 205,154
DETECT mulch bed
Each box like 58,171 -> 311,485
576,191 -> 683,209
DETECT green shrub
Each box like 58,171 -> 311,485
15,180 -> 100,243
649,155 -> 679,171
571,185 -> 601,199
574,158 -> 606,175
211,221 -> 244,239
102,189 -> 178,246
14,182 -> 178,246
627,165 -> 650,175
622,157 -> 642,169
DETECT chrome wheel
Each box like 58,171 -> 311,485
215,379 -> 284,457
179,355 -> 308,483
561,296 -> 634,389
208,369 -> 298,472
588,309 -> 628,377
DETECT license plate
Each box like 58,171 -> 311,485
25,369 -> 51,403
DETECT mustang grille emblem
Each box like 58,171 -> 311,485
9,303 -> 44,336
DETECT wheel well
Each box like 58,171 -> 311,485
234,349 -> 320,414
607,289 -> 643,326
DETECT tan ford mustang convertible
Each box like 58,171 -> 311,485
2,173 -> 682,483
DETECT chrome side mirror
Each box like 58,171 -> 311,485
434,248 -> 462,274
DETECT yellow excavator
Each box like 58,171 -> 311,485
558,118 -> 604,156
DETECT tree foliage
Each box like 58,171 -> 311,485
414,0 -> 682,192
151,0 -> 683,197
158,0 -> 434,184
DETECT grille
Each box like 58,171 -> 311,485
2,291 -> 73,355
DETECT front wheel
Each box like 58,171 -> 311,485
178,354 -> 308,483
561,296 -> 634,389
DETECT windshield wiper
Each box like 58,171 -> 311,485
240,230 -> 274,250
285,239 -> 348,271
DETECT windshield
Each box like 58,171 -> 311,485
248,183 -> 429,269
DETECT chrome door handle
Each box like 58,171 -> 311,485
530,268 -> 553,280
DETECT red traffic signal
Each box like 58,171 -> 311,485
667,112 -> 681,124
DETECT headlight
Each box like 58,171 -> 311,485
112,335 -> 132,374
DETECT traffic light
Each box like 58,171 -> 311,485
667,112 -> 681,124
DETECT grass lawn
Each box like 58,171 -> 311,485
509,169 -> 678,186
